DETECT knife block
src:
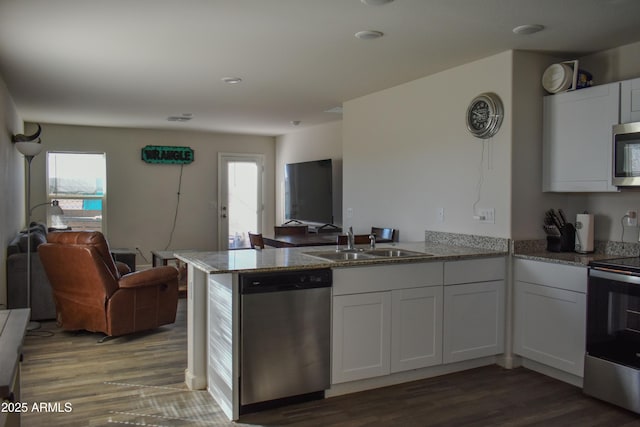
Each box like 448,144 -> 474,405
546,224 -> 576,252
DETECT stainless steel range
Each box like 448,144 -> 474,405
586,257 -> 640,413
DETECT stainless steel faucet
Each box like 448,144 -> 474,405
369,233 -> 376,249
347,226 -> 355,251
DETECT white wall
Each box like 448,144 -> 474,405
27,124 -> 275,264
338,44 -> 640,243
343,51 -> 513,240
0,75 -> 25,308
579,40 -> 640,85
511,51 -> 571,240
275,121 -> 343,227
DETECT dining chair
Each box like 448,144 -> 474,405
248,232 -> 265,249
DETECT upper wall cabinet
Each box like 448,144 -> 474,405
621,77 -> 640,124
543,82 -> 620,192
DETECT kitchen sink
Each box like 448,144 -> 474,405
363,248 -> 430,258
303,247 -> 431,262
303,250 -> 376,261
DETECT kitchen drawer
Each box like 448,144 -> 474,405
333,262 -> 443,295
444,257 -> 505,285
514,258 -> 586,293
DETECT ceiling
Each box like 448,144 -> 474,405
2,0 -> 640,137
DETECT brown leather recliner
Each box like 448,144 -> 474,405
38,231 -> 179,337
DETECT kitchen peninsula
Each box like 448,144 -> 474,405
175,236 -> 508,421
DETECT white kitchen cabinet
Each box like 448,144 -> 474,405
331,263 -> 443,384
332,258 -> 507,384
443,281 -> 505,363
391,286 -> 443,372
513,259 -> 587,377
332,291 -> 391,384
543,82 -> 620,192
443,258 -> 505,363
621,77 -> 640,123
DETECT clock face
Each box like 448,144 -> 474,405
466,93 -> 503,139
469,100 -> 490,131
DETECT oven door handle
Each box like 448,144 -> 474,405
590,268 -> 640,284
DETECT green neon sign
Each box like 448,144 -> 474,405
141,145 -> 194,164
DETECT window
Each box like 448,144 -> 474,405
46,152 -> 107,232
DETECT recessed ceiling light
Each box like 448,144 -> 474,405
290,121 -> 301,126
221,77 -> 243,84
360,0 -> 394,5
324,106 -> 343,114
512,24 -> 545,35
355,30 -> 384,40
167,115 -> 192,122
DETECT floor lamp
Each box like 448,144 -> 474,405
13,125 -> 63,330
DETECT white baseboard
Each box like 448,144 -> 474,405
521,358 -> 583,388
326,356 -> 497,397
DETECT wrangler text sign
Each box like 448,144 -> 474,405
141,145 -> 194,164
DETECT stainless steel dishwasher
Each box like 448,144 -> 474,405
239,268 -> 332,413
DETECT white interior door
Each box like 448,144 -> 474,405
218,153 -> 264,250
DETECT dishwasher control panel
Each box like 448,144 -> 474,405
240,268 -> 332,294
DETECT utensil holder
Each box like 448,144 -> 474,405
546,224 -> 575,252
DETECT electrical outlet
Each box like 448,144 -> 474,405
346,208 -> 354,219
438,208 -> 445,223
625,210 -> 638,226
476,208 -> 495,224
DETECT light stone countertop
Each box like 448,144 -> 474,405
174,241 -> 507,274
512,251 -> 621,268
512,239 -> 640,268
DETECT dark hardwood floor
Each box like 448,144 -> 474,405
20,299 -> 640,426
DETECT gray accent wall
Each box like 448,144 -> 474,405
0,75 -> 25,308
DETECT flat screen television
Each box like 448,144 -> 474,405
285,159 -> 333,224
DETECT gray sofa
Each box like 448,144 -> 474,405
7,223 -> 57,320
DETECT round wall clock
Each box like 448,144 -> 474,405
466,92 -> 503,139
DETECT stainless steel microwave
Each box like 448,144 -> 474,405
613,122 -> 640,186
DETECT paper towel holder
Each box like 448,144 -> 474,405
575,213 -> 595,254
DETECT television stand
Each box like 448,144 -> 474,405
312,223 -> 342,234
282,219 -> 304,225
